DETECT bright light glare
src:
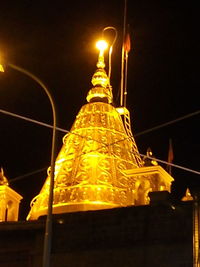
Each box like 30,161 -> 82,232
0,55 -> 4,72
0,65 -> 4,72
96,40 -> 108,51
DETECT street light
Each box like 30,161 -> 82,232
0,62 -> 56,267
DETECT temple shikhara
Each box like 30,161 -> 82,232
27,39 -> 174,220
0,25 -> 197,266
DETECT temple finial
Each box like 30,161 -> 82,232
96,40 -> 107,69
0,167 -> 9,185
87,39 -> 112,103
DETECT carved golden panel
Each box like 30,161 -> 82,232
27,102 -> 141,220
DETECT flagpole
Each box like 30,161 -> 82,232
124,33 -> 130,108
120,0 -> 127,107
167,138 -> 174,175
120,45 -> 125,107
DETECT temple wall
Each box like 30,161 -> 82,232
0,201 -> 193,267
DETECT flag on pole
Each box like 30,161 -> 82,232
167,139 -> 174,175
124,33 -> 131,53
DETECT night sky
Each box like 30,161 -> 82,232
0,1 -> 199,219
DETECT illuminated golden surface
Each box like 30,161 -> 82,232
0,185 -> 22,222
87,68 -> 112,103
182,188 -> 193,201
0,168 -> 8,185
86,41 -> 112,103
27,101 -> 142,220
124,166 -> 174,205
116,107 -> 143,167
0,64 -> 4,72
116,107 -> 129,115
0,55 -> 4,72
27,40 -> 173,220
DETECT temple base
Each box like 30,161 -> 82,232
28,201 -> 120,220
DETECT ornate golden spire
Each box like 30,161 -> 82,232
86,40 -> 113,104
27,36 -> 173,220
27,39 -> 141,220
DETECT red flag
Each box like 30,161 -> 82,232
168,139 -> 174,163
167,139 -> 174,174
124,33 -> 131,53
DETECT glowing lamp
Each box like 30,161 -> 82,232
96,40 -> 108,52
95,40 -> 108,69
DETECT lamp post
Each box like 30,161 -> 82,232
1,62 -> 56,267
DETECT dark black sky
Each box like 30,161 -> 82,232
0,0 -> 199,219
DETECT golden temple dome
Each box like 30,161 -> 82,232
27,40 -> 142,220
27,37 -> 173,220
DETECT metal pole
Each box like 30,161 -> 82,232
120,0 -> 127,107
8,63 -> 57,267
124,50 -> 128,108
193,196 -> 200,267
102,26 -> 118,82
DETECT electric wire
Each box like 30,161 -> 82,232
1,107 -> 200,166
10,167 -> 47,184
1,108 -> 200,183
8,129 -> 200,182
9,149 -> 200,184
1,108 -> 200,176
139,154 -> 200,175
135,110 -> 200,137
0,108 -> 67,133
0,109 -> 108,146
1,108 -> 199,138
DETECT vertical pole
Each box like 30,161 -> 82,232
167,139 -> 173,175
8,63 -> 57,267
124,50 -> 128,108
120,0 -> 127,107
120,45 -> 125,107
193,197 -> 200,267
